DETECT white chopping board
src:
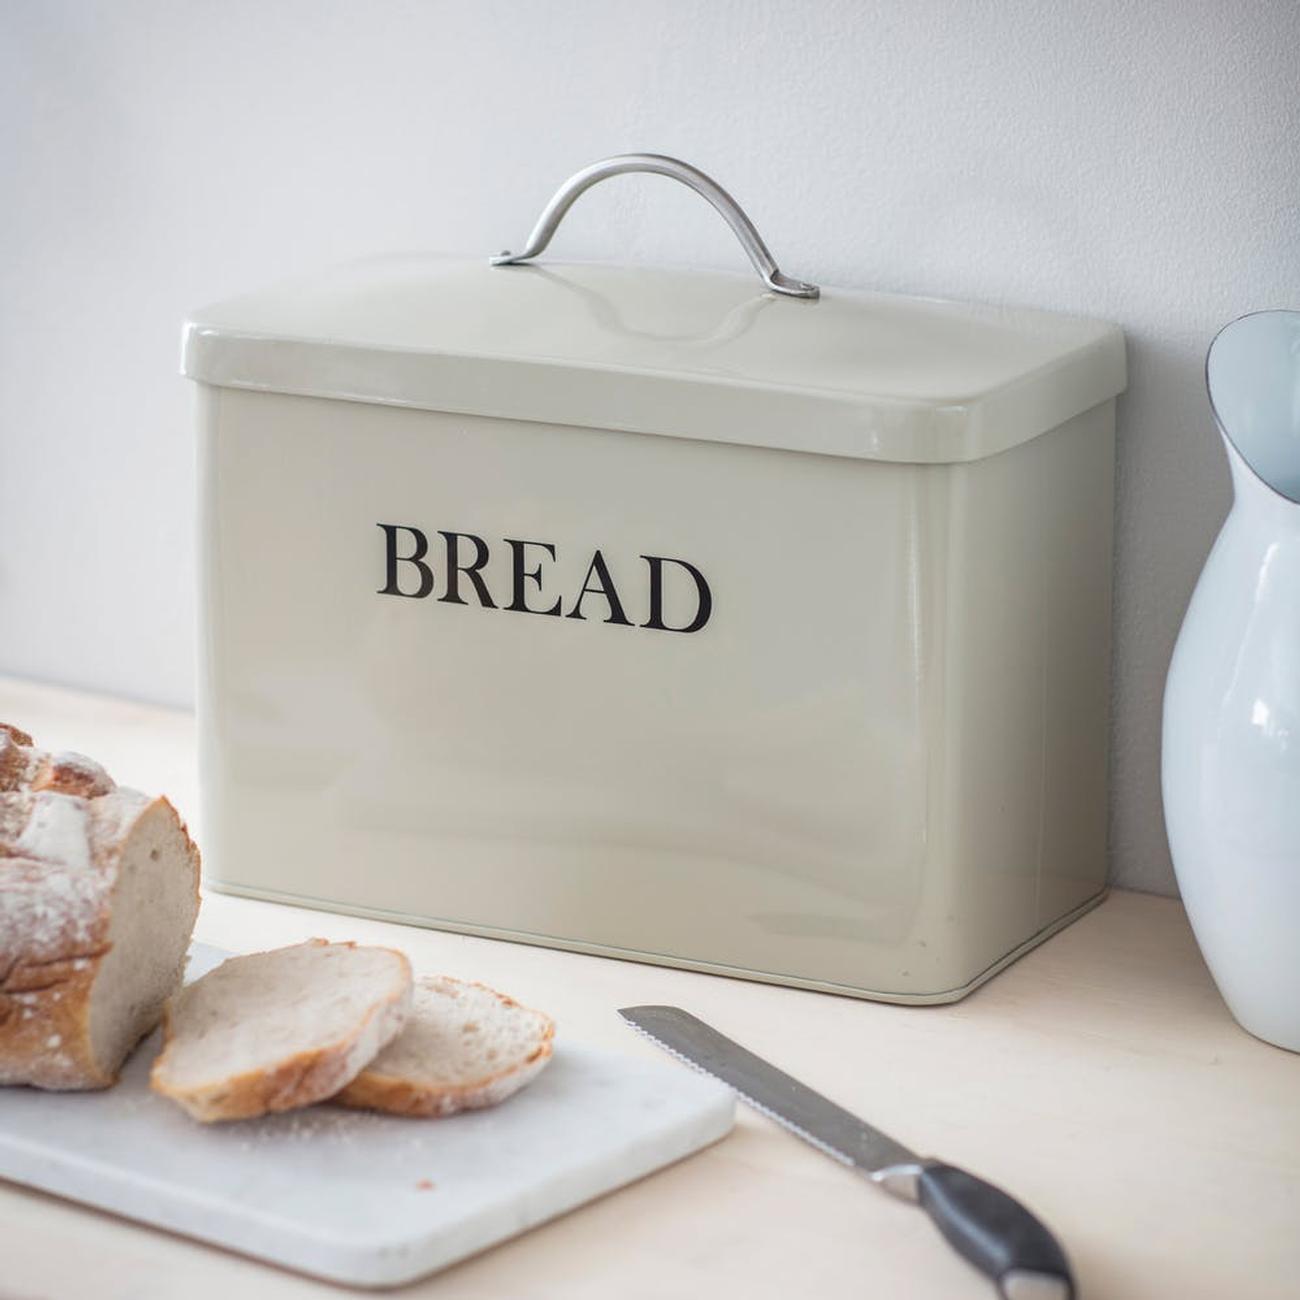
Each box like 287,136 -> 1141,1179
0,944 -> 734,1288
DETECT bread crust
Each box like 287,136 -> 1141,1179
0,725 -> 113,797
0,727 -> 200,1090
0,927 -> 108,1089
149,940 -> 413,1123
0,726 -> 33,789
335,978 -> 555,1118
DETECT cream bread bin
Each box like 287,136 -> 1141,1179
184,156 -> 1126,1003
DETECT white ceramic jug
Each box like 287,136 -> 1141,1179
1163,310 -> 1300,1052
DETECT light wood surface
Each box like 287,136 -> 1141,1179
1,675 -> 1296,1300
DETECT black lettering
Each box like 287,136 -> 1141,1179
377,524 -> 434,598
438,531 -> 496,608
565,550 -> 631,625
504,538 -> 562,616
641,555 -> 712,633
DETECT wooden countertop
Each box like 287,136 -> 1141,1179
1,676 -> 1296,1300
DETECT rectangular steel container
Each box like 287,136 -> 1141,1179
184,229 -> 1124,1002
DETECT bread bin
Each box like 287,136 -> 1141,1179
183,155 -> 1126,1003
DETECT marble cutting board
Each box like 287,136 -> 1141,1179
0,944 -> 735,1288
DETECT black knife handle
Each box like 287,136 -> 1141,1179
917,1162 -> 1075,1300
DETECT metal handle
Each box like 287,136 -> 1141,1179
491,154 -> 819,300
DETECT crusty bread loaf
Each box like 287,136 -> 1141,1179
336,975 -> 554,1117
0,727 -> 201,1089
150,940 -> 413,1123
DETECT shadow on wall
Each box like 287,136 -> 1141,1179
1110,327 -> 1233,897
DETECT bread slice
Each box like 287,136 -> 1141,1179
0,782 -> 201,1090
150,940 -> 412,1122
335,975 -> 554,1117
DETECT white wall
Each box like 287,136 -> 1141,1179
2,0 -> 1298,895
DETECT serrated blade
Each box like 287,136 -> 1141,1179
620,1005 -> 916,1175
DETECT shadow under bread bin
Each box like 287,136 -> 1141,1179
183,155 -> 1126,1003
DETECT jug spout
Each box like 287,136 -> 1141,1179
1207,310 -> 1300,506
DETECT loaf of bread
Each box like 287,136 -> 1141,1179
336,974 -> 554,1117
150,940 -> 413,1122
0,724 -> 201,1090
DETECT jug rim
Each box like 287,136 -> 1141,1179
1206,308 -> 1300,507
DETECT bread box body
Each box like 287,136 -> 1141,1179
185,255 -> 1125,1003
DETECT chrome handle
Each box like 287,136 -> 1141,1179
491,154 -> 820,300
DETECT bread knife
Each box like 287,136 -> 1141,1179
619,1005 -> 1074,1300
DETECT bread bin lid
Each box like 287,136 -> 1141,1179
182,156 -> 1125,465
